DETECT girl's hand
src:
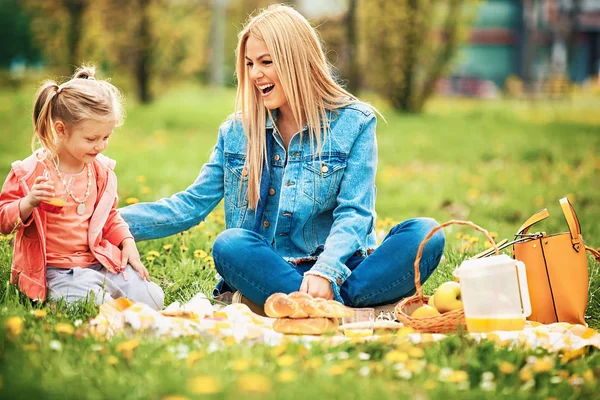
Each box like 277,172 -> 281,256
26,176 -> 55,208
299,274 -> 334,300
120,238 -> 150,282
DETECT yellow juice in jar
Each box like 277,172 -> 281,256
344,328 -> 373,338
466,317 -> 525,333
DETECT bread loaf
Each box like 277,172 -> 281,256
272,317 -> 339,335
264,292 -> 354,319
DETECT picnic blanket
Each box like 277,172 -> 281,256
88,295 -> 600,354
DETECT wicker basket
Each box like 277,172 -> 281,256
395,220 -> 500,334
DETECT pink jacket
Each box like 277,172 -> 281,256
0,151 -> 133,301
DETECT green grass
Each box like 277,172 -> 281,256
0,83 -> 599,399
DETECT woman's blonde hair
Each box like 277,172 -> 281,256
32,64 -> 125,156
235,4 -> 363,209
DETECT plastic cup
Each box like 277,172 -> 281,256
341,308 -> 375,338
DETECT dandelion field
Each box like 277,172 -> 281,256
0,84 -> 600,399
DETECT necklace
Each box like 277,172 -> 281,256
50,157 -> 93,215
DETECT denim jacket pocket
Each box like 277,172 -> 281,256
301,153 -> 347,208
224,153 -> 249,208
224,153 -> 249,227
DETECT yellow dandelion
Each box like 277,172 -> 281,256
185,350 -> 205,368
455,232 -> 463,239
408,347 -> 424,358
136,176 -> 146,183
519,367 -> 533,382
469,236 -> 479,244
193,249 -> 208,259
188,375 -> 222,395
277,354 -> 295,367
162,396 -> 191,400
107,355 -> 119,365
22,343 -> 39,351
304,357 -> 322,370
423,379 -> 437,390
116,339 -> 140,360
583,369 -> 594,382
448,370 -> 469,383
231,359 -> 250,372
5,316 -> 24,340
532,357 -> 554,373
163,244 -> 173,251
205,256 -> 215,269
180,245 -> 188,253
237,373 -> 272,394
33,309 -> 47,319
276,370 -> 297,383
489,232 -> 499,238
498,361 -> 516,374
147,250 -> 160,257
125,197 -> 139,205
484,241 -> 493,249
55,323 -> 74,335
557,370 -> 570,379
328,365 -> 346,376
270,343 -> 287,357
145,256 -> 155,262
385,350 -> 409,363
141,186 -> 151,195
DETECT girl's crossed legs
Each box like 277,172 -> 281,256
46,264 -> 165,310
213,218 -> 445,307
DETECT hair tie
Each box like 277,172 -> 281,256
56,86 -> 63,94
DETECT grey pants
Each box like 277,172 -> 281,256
46,264 -> 165,310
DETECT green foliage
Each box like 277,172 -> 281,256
360,0 -> 481,112
0,85 -> 600,398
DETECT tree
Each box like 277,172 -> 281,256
360,0 -> 480,112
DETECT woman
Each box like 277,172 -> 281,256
120,4 -> 445,308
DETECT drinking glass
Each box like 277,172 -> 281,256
341,307 -> 375,338
39,170 -> 72,214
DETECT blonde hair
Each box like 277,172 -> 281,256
235,4 -> 365,209
32,64 -> 125,156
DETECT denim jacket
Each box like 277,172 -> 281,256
120,102 -> 378,301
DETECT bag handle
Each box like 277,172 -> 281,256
587,246 -> 600,263
413,220 -> 499,302
559,197 -> 583,251
517,208 -> 550,235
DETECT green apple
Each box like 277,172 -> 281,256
432,281 -> 463,313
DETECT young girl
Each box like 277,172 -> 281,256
121,4 -> 445,309
0,66 -> 164,310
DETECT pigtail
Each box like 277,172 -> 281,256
32,82 -> 60,155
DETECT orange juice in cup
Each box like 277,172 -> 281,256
39,198 -> 67,214
39,170 -> 71,214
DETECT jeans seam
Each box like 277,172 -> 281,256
353,254 -> 439,304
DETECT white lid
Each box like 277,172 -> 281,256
453,254 -> 514,278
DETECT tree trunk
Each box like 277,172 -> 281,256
416,0 -> 462,112
137,0 -> 152,103
65,0 -> 85,73
345,0 -> 359,93
210,0 -> 227,87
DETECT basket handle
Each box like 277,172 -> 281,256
413,220 -> 500,301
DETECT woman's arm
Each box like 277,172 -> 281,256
304,111 -> 378,300
119,126 -> 227,242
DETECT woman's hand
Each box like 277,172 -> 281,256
299,274 -> 333,300
120,238 -> 150,282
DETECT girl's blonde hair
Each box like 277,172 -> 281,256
32,65 -> 124,155
235,4 -> 363,209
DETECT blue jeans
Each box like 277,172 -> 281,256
212,218 -> 445,307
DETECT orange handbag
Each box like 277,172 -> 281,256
475,198 -> 600,325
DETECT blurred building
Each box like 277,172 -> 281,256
460,0 -> 600,88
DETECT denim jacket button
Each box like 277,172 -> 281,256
269,188 -> 276,195
274,155 -> 280,161
263,221 -> 270,228
321,165 -> 329,173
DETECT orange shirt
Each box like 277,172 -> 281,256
45,167 -> 98,268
